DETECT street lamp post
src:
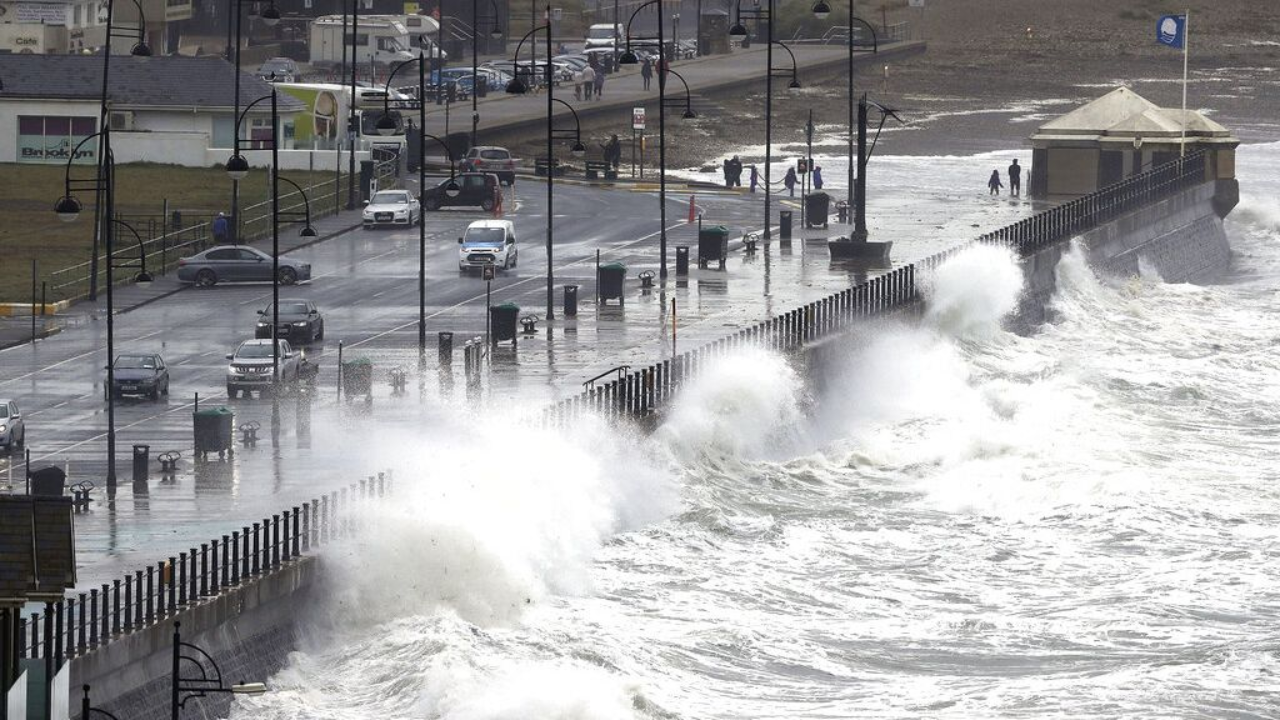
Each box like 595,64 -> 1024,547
52,0 -> 149,486
378,54 -> 460,356
811,0 -> 878,229
506,8 -> 574,320
227,0 -> 281,243
81,685 -> 125,720
618,0 -> 673,277
171,621 -> 267,719
471,0 -> 504,146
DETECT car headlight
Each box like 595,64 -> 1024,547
257,322 -> 269,328
0,424 -> 6,433
227,365 -> 238,375
292,321 -> 309,327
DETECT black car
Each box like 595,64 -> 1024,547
421,173 -> 502,211
111,353 -> 170,400
256,300 -> 324,344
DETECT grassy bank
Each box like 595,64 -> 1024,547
0,164 -> 338,303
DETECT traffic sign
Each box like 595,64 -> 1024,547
797,158 -> 808,174
482,264 -> 495,281
632,107 -> 646,130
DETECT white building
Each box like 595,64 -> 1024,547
0,54 -> 325,168
0,0 -> 192,55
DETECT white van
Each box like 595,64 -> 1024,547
309,15 -> 415,67
458,220 -> 517,272
584,23 -> 622,50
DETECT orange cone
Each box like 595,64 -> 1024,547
687,194 -> 696,223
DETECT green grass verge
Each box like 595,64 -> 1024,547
0,163 -> 339,303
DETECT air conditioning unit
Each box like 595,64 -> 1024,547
109,111 -> 134,131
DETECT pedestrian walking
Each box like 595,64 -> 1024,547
750,165 -> 759,193
988,169 -> 1003,195
641,57 -> 653,91
212,211 -> 229,243
784,167 -> 797,197
1008,158 -> 1022,196
573,69 -> 583,100
729,156 -> 743,187
813,165 -> 823,190
581,65 -> 596,100
594,68 -> 605,99
606,134 -> 622,170
722,158 -> 733,187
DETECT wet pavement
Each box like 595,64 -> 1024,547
0,174 -> 1033,588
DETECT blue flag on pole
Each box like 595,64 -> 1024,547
1156,15 -> 1186,49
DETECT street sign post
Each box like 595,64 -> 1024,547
632,107 -> 646,130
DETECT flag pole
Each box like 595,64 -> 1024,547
1180,9 -> 1189,157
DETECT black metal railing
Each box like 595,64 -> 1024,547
542,151 -> 1207,426
16,472 -> 392,664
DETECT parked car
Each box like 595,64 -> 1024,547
460,146 -> 516,185
257,57 -> 298,82
177,246 -> 311,288
458,219 -> 517,272
111,353 -> 170,400
553,54 -> 590,71
421,172 -> 501,211
0,399 -> 25,454
256,300 -> 325,344
225,339 -> 301,399
363,189 -> 421,228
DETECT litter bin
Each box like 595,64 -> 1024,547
598,263 -> 627,305
341,357 -> 373,398
779,210 -> 793,240
676,246 -> 690,275
29,466 -> 66,497
132,444 -> 150,482
490,302 -> 520,345
698,225 -> 730,268
193,406 -> 234,458
564,284 -> 579,317
836,200 -> 849,224
438,331 -> 454,366
804,192 -> 830,228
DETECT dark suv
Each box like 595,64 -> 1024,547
421,173 -> 502,212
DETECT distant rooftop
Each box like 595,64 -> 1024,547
1032,86 -> 1235,147
0,55 -> 305,113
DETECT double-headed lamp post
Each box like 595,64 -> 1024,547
507,7 -> 586,320
730,0 -> 801,242
227,0 -> 281,242
226,90 -> 317,397
172,621 -> 267,719
811,0 -> 878,226
376,54 -> 461,357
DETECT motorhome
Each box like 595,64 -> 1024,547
309,15 -> 415,68
396,14 -> 448,59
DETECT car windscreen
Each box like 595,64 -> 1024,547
464,228 -> 506,246
371,192 -> 409,204
587,27 -> 616,38
0,405 -> 8,418
115,355 -> 156,369
267,303 -> 310,315
236,344 -> 275,359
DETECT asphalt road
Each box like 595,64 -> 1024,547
0,178 -> 770,582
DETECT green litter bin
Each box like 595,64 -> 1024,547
193,406 -> 234,458
698,225 -> 730,268
598,262 -> 627,305
490,302 -> 520,346
342,357 -> 373,399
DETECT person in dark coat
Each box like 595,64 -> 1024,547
641,57 -> 653,91
750,165 -> 759,193
813,165 -> 823,190
212,212 -> 229,243
605,134 -> 622,169
784,167 -> 798,197
1008,159 -> 1022,196
988,169 -> 1004,195
723,158 -> 733,187
729,156 -> 743,186
593,68 -> 605,99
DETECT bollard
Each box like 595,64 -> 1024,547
564,285 -> 579,317
744,233 -> 758,253
438,330 -> 454,370
675,246 -> 690,275
389,366 -> 407,394
520,315 -> 539,334
131,444 -> 149,483
638,270 -> 655,289
239,421 -> 260,447
158,451 -> 180,474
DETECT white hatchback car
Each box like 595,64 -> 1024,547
458,220 -> 517,272
362,189 -> 420,228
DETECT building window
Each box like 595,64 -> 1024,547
74,4 -> 82,25
303,0 -> 312,7
17,115 -> 97,164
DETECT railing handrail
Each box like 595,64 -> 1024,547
18,470 -> 393,664
541,151 -> 1207,428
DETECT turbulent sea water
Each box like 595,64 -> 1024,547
234,143 -> 1280,719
